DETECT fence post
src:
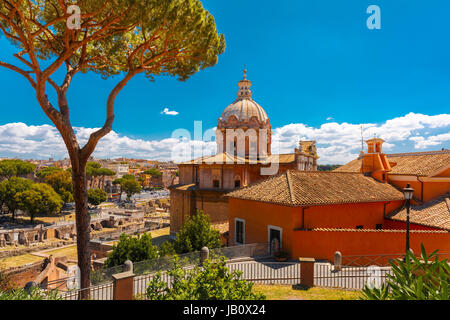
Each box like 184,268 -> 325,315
334,251 -> 342,271
112,261 -> 134,300
299,257 -> 315,288
200,247 -> 209,265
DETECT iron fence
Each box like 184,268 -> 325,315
314,262 -> 393,290
133,261 -> 300,300
92,243 -> 271,285
59,282 -> 114,300
227,261 -> 300,284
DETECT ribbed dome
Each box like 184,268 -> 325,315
220,98 -> 269,123
219,70 -> 269,124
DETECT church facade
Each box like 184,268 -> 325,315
169,71 -> 319,237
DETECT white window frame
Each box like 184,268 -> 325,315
235,218 -> 246,245
267,225 -> 283,252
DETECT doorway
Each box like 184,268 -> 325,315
268,225 -> 282,255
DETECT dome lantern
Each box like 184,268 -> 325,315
237,69 -> 252,99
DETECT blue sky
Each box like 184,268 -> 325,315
0,0 -> 449,163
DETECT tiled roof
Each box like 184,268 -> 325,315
211,222 -> 229,234
226,170 -> 404,206
386,194 -> 450,231
334,150 -> 450,176
180,152 -> 296,165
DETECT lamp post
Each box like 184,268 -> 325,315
403,184 -> 414,256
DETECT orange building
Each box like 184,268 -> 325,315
227,139 -> 450,261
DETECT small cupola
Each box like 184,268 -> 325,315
237,69 -> 252,99
361,138 -> 391,182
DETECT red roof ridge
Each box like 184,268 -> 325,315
386,150 -> 450,157
310,228 -> 448,233
286,171 -> 296,204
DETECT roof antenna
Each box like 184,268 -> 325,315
360,125 -> 364,152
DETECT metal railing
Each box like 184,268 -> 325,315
133,260 -> 300,300
59,282 -> 114,300
227,261 -> 300,284
92,243 -> 271,285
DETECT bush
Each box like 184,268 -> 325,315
362,245 -> 450,300
159,241 -> 176,257
104,233 -> 159,267
173,210 -> 221,254
146,256 -> 265,300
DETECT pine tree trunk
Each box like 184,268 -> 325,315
71,162 -> 91,300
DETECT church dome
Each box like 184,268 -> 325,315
221,99 -> 269,123
218,70 -> 269,124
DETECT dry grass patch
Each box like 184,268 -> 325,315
148,227 -> 170,246
43,245 -> 78,260
0,254 -> 43,269
252,284 -> 362,300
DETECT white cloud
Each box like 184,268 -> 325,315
0,112 -> 449,164
409,132 -> 450,149
161,108 -> 179,116
326,117 -> 334,121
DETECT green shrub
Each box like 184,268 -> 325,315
173,210 -> 221,254
0,287 -> 62,300
146,256 -> 265,300
104,233 -> 158,267
362,245 -> 450,300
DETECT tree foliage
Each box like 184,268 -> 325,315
0,159 -> 35,178
86,162 -> 115,178
36,167 -> 63,180
143,168 -> 162,177
362,245 -> 450,300
44,170 -> 74,203
173,210 -> 221,254
15,183 -> 63,223
104,233 -> 159,267
0,177 -> 33,220
0,0 -> 224,293
87,188 -> 108,206
146,256 -> 265,300
120,178 -> 141,200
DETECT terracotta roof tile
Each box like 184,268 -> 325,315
387,193 -> 450,231
310,228 -> 447,233
334,150 -> 450,176
226,170 -> 404,206
211,222 -> 229,234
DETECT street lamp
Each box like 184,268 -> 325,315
403,184 -> 414,256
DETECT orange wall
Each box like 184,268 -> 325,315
383,219 -> 440,231
422,181 -> 450,202
229,198 -> 298,254
388,177 -> 450,202
292,230 -> 450,262
302,201 -> 403,230
229,198 -> 405,254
